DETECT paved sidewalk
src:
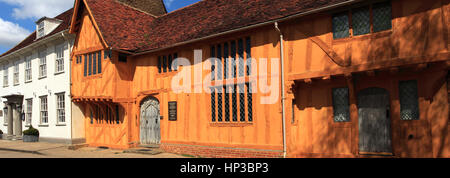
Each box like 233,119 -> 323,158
0,140 -> 186,158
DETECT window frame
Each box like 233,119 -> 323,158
13,62 -> 19,85
332,1 -> 392,40
332,87 -> 351,122
38,50 -> 47,79
55,44 -> 65,74
39,95 -> 48,125
26,98 -> 33,126
56,92 -> 66,125
399,80 -> 420,121
3,65 -> 9,87
38,21 -> 45,38
25,56 -> 32,82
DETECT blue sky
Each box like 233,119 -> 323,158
0,0 -> 202,54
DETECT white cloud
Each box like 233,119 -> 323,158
0,0 -> 74,20
0,17 -> 30,48
164,0 -> 175,8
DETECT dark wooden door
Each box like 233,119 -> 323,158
357,88 -> 392,154
140,97 -> 161,145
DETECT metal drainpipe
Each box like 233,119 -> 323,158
274,22 -> 287,158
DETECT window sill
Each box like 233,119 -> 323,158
38,124 -> 49,127
209,122 -> 253,127
3,85 -> 9,88
83,74 -> 103,79
54,71 -> 65,76
13,83 -> 19,86
25,124 -> 31,127
24,80 -> 32,84
38,76 -> 47,80
56,123 -> 66,126
157,71 -> 179,77
3,124 -> 7,126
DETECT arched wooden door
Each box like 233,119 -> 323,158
140,97 -> 161,145
357,88 -> 393,154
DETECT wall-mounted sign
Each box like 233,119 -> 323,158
168,101 -> 177,121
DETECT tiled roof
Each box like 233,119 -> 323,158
84,0 -> 157,51
116,0 -> 167,16
84,0 -> 352,53
136,0 -> 351,53
0,8 -> 74,58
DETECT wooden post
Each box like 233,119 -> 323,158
345,74 -> 359,155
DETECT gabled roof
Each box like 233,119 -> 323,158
75,0 -> 354,53
72,0 -> 157,51
0,8 -> 74,58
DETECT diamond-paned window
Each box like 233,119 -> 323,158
373,1 -> 392,32
224,86 -> 230,122
332,12 -> 350,39
232,85 -> 238,122
217,87 -> 223,122
332,88 -> 350,122
352,7 -> 371,36
399,80 -> 420,120
247,83 -> 253,122
239,84 -> 245,122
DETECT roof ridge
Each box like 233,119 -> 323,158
113,0 -> 158,18
0,8 -> 74,58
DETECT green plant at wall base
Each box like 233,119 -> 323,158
23,126 -> 39,136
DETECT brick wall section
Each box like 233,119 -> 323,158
160,143 -> 283,158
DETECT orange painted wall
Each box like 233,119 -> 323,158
282,0 -> 449,157
129,28 -> 284,151
70,5 -> 133,148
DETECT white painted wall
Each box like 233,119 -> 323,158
0,34 -> 77,143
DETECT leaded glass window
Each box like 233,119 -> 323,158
211,45 -> 215,81
168,54 -> 173,72
231,41 -> 237,78
88,53 -> 92,76
399,80 -> 419,120
238,39 -> 244,77
163,55 -> 167,73
332,88 -> 350,122
84,54 -> 87,76
224,86 -> 230,122
245,37 -> 251,76
373,1 -> 392,32
239,83 -> 245,122
217,87 -> 223,122
217,44 -> 222,80
224,42 -> 229,79
93,52 -> 97,75
97,51 -> 102,74
232,85 -> 237,122
352,7 -> 371,36
247,83 -> 253,122
158,56 -> 162,73
211,88 -> 216,122
332,12 -> 350,39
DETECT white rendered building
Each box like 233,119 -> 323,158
0,9 -> 85,144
